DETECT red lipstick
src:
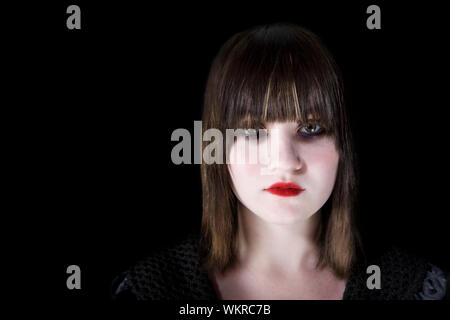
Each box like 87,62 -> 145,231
265,182 -> 305,197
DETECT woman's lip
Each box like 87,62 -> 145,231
265,182 -> 305,197
267,182 -> 304,190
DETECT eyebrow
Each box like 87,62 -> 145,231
306,113 -> 320,119
299,116 -> 321,124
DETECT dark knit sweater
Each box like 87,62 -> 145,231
111,233 -> 449,300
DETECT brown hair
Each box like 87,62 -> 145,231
199,22 -> 362,279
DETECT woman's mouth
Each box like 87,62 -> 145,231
264,182 -> 305,197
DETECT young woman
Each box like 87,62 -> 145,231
112,23 -> 449,300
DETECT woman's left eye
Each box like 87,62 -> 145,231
243,126 -> 267,140
298,123 -> 325,137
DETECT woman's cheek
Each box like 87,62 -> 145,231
228,142 -> 263,175
305,143 -> 340,188
227,144 -> 262,196
230,163 -> 261,185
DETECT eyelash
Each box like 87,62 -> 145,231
297,123 -> 326,138
243,123 -> 326,140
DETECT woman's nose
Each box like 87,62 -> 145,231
267,130 -> 302,173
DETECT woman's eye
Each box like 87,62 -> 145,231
243,129 -> 259,139
298,123 -> 325,137
244,127 -> 267,140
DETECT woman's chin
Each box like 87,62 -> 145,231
256,209 -> 316,225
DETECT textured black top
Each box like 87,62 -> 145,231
111,232 -> 449,300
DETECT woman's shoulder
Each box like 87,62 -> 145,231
344,246 -> 449,300
110,231 -> 217,300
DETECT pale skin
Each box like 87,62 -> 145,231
208,120 -> 347,300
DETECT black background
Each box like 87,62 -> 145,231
8,0 -> 449,304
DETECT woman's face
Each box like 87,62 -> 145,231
228,121 -> 339,224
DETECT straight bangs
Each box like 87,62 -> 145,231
217,24 -> 344,145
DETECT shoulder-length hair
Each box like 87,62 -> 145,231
199,22 -> 362,279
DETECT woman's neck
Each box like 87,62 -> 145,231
234,202 -> 322,278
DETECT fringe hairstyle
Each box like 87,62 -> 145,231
199,23 -> 362,279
